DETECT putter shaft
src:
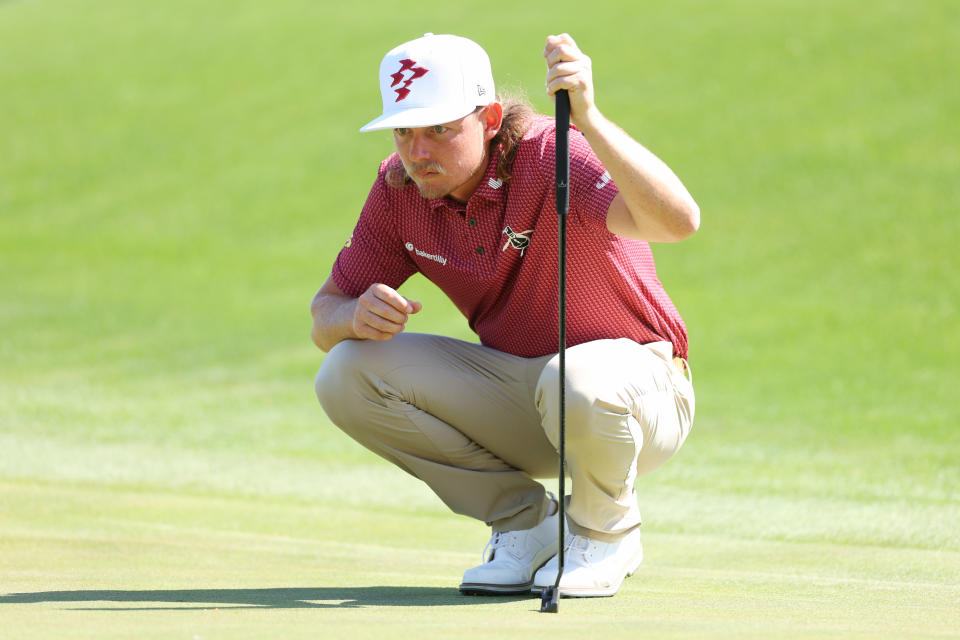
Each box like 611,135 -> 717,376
541,88 -> 570,614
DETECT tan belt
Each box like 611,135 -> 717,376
672,357 -> 688,374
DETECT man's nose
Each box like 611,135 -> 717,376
409,132 -> 431,162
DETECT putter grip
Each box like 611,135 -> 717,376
555,90 -> 570,217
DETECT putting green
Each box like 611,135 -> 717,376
1,0 -> 957,637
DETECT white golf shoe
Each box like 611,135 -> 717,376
532,527 -> 643,597
459,498 -> 559,595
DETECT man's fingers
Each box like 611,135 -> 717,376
369,283 -> 413,313
360,294 -> 406,324
543,33 -> 575,53
543,34 -> 591,99
356,304 -> 406,333
544,44 -> 578,67
546,61 -> 586,88
354,323 -> 398,342
369,283 -> 422,315
543,34 -> 580,64
354,283 -> 423,340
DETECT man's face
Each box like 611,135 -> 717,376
393,106 -> 498,202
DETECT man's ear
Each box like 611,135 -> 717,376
482,102 -> 504,142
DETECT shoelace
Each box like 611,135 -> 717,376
481,531 -> 519,561
564,535 -> 595,562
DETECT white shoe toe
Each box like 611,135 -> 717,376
532,529 -> 643,598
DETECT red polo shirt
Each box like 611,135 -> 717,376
332,115 -> 689,359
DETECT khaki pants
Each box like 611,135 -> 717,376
315,334 -> 694,540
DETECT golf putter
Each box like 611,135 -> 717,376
540,88 -> 570,614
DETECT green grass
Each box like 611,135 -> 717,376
2,0 -> 959,638
3,479 -> 957,639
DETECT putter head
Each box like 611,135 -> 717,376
539,586 -> 559,613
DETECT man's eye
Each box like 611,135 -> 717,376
432,126 -> 447,134
395,128 -> 410,136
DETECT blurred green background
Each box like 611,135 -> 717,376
1,0 -> 958,637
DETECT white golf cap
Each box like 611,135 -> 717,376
360,33 -> 495,132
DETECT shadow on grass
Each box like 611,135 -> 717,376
0,587 -> 535,610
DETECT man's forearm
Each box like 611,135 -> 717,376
577,109 -> 700,242
311,292 -> 359,352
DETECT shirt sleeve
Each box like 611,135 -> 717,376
331,164 -> 418,298
567,127 -> 620,235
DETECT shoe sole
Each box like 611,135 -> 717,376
459,582 -> 533,596
530,553 -> 643,598
459,554 -> 555,596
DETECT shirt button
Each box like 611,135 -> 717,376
468,218 -> 477,226
476,247 -> 485,255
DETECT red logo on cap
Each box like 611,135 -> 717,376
390,59 -> 429,102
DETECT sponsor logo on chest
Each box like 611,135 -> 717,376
405,242 -> 448,266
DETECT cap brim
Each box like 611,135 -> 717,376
359,104 -> 477,132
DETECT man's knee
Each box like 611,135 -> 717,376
536,350 -> 626,446
536,339 -> 677,445
315,339 -> 368,423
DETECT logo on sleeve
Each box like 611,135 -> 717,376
390,59 -> 429,102
596,170 -> 612,189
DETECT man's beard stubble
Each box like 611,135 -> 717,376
405,153 -> 487,200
